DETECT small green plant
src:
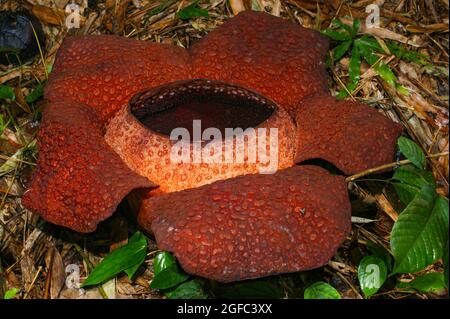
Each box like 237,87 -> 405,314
176,1 -> 209,21
355,136 -> 449,298
0,113 -> 11,136
25,82 -> 45,104
396,272 -> 446,293
82,231 -> 148,287
321,18 -> 429,98
151,251 -> 207,299
0,84 -> 15,101
3,287 -> 19,299
303,281 -> 341,299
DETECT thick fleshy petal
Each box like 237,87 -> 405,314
190,10 -> 329,116
22,101 -> 156,233
294,95 -> 403,174
139,165 -> 351,282
45,35 -> 191,122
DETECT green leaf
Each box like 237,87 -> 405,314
391,187 -> 449,274
396,84 -> 410,96
0,85 -> 15,100
393,182 -> 422,205
337,43 -> 360,98
321,29 -> 352,41
176,1 -> 209,20
366,241 -> 393,271
165,280 -> 207,299
4,288 -> 19,299
123,259 -> 143,280
444,239 -> 449,289
356,39 -> 397,87
0,114 -> 10,136
217,280 -> 283,299
397,136 -> 426,169
304,282 -> 341,299
358,256 -> 388,298
82,232 -> 148,287
150,265 -> 189,289
25,83 -> 44,104
153,251 -> 177,277
397,272 -> 446,293
123,232 -> 148,279
330,18 -> 353,35
352,19 -> 361,36
373,61 -> 396,87
386,42 -> 429,65
332,40 -> 352,62
355,36 -> 386,54
392,165 -> 435,205
348,44 -> 361,89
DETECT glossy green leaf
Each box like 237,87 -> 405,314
332,40 -> 352,62
165,280 -> 207,299
0,85 -> 15,100
393,182 -> 422,205
392,165 -> 435,205
123,232 -> 148,279
25,83 -> 44,104
82,232 -> 147,287
4,287 -> 19,299
398,136 -> 426,169
153,251 -> 177,277
391,187 -> 449,274
177,1 -> 209,20
397,272 -> 446,293
217,280 -> 283,299
366,241 -> 393,271
150,265 -> 189,289
123,258 -> 144,280
304,282 -> 341,299
358,256 -> 388,298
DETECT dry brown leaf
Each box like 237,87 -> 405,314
14,87 -> 31,114
0,261 -> 6,299
406,23 -> 449,33
32,4 -> 66,26
44,247 -> 65,299
258,0 -> 281,16
20,251 -> 38,293
229,0 -> 252,15
0,176 -> 22,196
59,286 -> 104,299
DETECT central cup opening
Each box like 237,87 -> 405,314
130,79 -> 275,141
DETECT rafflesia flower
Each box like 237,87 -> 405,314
23,11 -> 402,282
